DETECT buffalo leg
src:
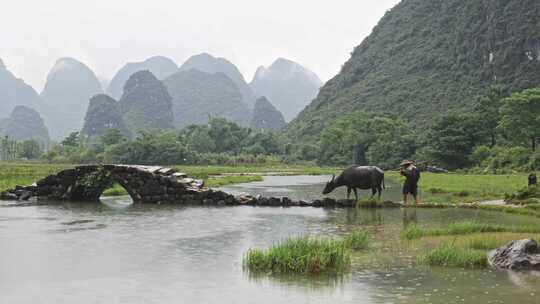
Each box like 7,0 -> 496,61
371,188 -> 376,199
377,186 -> 383,200
347,187 -> 351,199
353,188 -> 358,201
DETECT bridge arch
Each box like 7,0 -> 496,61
29,165 -> 205,203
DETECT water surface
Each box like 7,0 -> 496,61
1,175 -> 539,303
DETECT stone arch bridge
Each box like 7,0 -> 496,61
0,165 -> 219,203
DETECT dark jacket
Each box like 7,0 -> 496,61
401,165 -> 420,185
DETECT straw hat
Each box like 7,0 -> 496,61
400,160 -> 413,167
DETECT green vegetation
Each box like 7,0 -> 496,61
415,233 -> 540,269
244,236 -> 351,274
285,0 -> 540,159
419,243 -> 487,268
388,171 -> 526,203
343,231 -> 369,250
318,112 -> 415,168
403,221 -> 540,240
244,231 -> 371,274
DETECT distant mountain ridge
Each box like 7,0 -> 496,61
250,97 -> 286,131
119,70 -> 174,132
0,105 -> 50,147
164,69 -> 251,129
40,57 -> 103,140
106,56 -> 178,99
0,58 -> 42,120
179,53 -> 256,107
250,58 -> 322,121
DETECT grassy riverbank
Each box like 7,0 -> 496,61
387,171 -> 529,204
402,221 -> 540,268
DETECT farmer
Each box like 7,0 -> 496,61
400,160 -> 420,206
529,173 -> 538,187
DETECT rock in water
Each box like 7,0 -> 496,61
250,58 -> 322,121
164,69 -> 251,128
106,56 -> 178,99
40,58 -> 103,140
0,58 -> 42,120
81,94 -> 131,141
179,53 -> 256,107
488,239 -> 540,270
119,70 -> 174,132
249,97 -> 286,131
0,105 -> 50,147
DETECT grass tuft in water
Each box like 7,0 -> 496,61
403,221 -> 540,240
419,243 -> 487,268
244,236 -> 351,274
343,230 -> 369,250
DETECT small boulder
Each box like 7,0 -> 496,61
488,239 -> 540,270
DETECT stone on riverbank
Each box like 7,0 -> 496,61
488,239 -> 540,270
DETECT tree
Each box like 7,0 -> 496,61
472,86 -> 506,147
100,128 -> 126,146
498,88 -> 540,151
18,140 -> 42,159
319,112 -> 416,168
62,132 -> 80,148
426,113 -> 484,169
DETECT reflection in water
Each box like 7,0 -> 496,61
0,176 -> 539,303
402,208 -> 418,227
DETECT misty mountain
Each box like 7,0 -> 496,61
286,0 -> 540,143
106,56 -> 178,100
249,97 -> 286,131
0,58 -> 42,120
179,53 -> 256,107
119,70 -> 174,132
164,69 -> 251,129
0,105 -> 50,147
81,94 -> 131,142
250,58 -> 322,121
39,57 -> 103,140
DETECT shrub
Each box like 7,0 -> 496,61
244,236 -> 351,274
419,243 -> 487,268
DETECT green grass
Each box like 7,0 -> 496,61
419,243 -> 487,268
416,233 -> 540,268
403,221 -> 540,240
204,175 -> 263,187
387,171 -> 527,204
244,236 -> 351,274
343,230 -> 369,250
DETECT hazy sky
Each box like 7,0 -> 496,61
1,0 -> 400,91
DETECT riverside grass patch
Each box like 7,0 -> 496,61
386,171 -> 526,204
417,234 -> 540,269
403,221 -> 540,240
419,243 -> 487,268
243,231 -> 369,275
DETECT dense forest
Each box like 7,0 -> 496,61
286,0 -> 540,143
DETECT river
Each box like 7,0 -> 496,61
1,176 -> 539,303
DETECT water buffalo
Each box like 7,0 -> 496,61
322,166 -> 385,200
